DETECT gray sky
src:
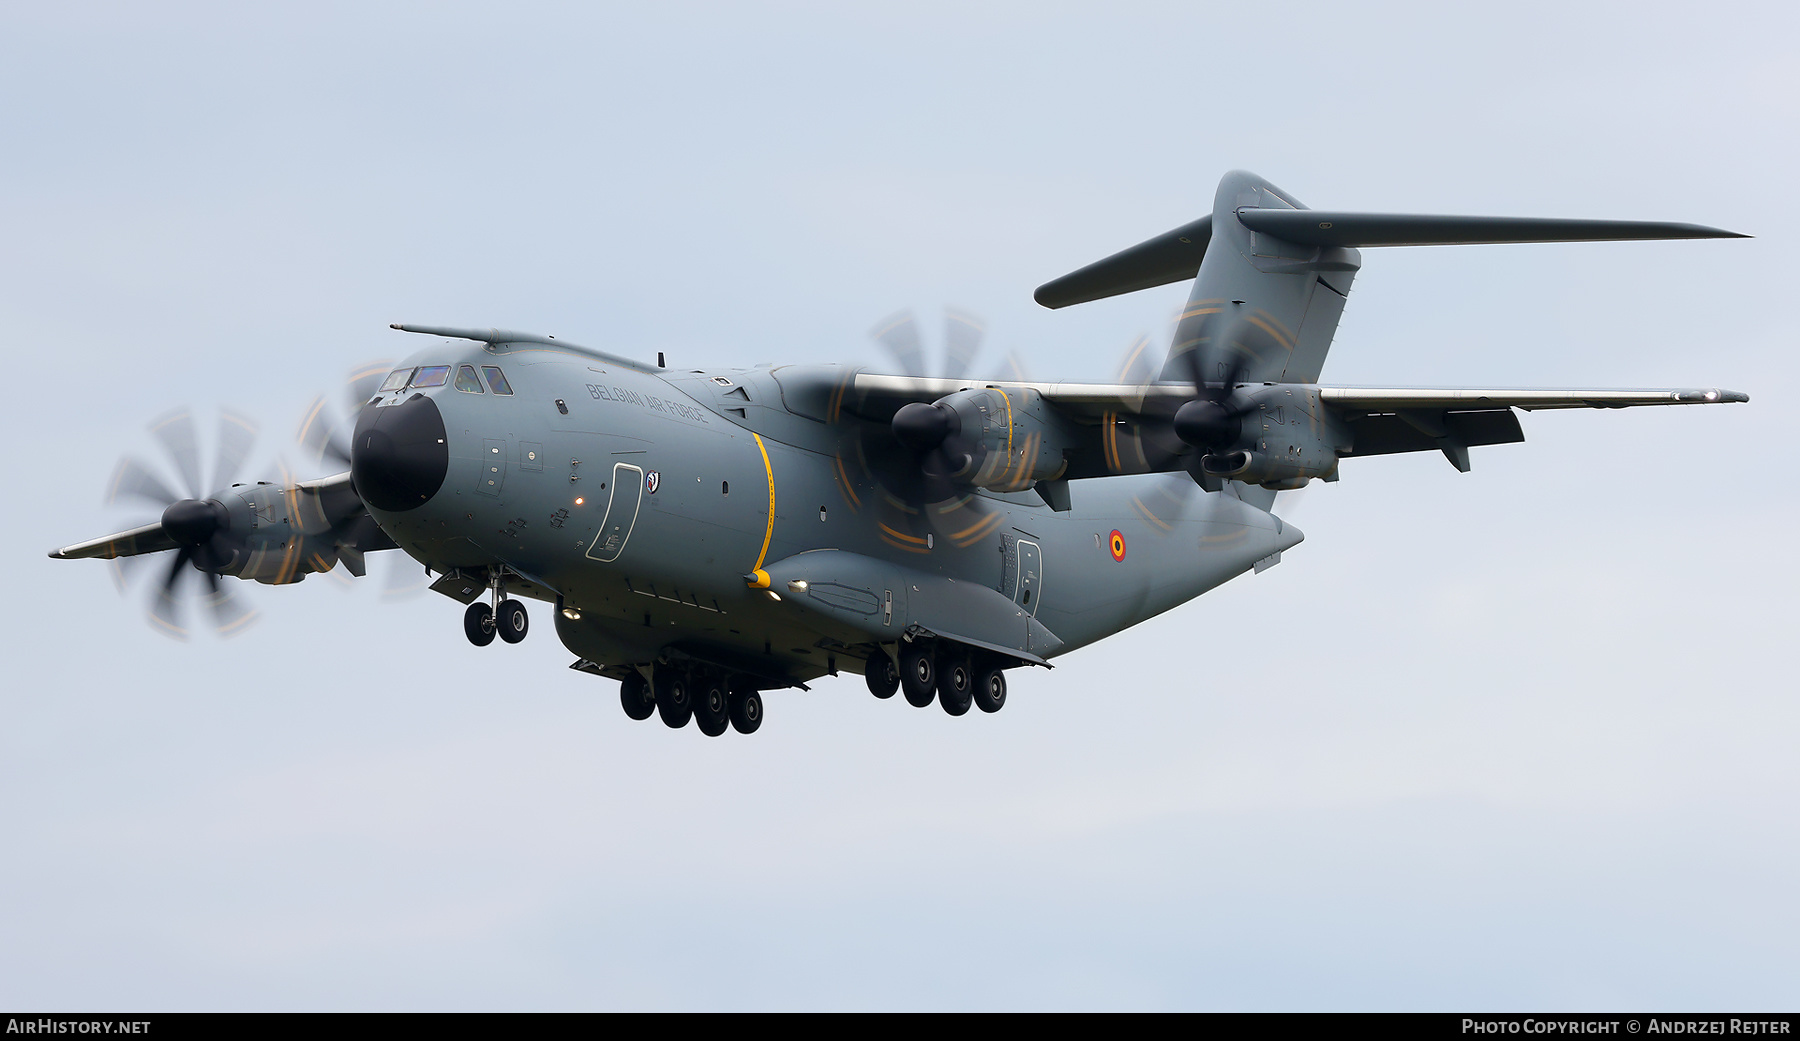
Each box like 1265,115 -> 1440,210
3,1 -> 1795,1010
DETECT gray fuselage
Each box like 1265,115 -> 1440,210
357,338 -> 1298,686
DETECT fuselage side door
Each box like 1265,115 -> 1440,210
586,462 -> 645,563
1014,538 -> 1042,617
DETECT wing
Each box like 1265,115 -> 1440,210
848,372 -> 1748,479
853,373 -> 1747,413
1318,386 -> 1748,410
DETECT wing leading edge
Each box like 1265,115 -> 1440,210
846,371 -> 1746,479
1317,386 -> 1749,410
850,372 -> 1747,417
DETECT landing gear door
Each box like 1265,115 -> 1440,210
586,462 -> 644,563
1014,539 -> 1042,617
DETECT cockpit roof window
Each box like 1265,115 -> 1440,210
455,365 -> 484,393
483,366 -> 513,395
411,365 -> 451,389
379,368 -> 414,392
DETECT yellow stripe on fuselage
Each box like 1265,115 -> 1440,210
753,433 -> 776,572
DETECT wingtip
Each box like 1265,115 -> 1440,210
1679,389 -> 1749,403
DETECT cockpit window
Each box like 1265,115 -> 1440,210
411,365 -> 451,389
483,366 -> 513,395
379,368 -> 414,392
454,365 -> 484,393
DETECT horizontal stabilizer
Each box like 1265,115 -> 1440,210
1035,198 -> 1746,310
1236,210 -> 1748,248
1034,216 -> 1212,309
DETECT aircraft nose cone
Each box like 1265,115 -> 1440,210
351,393 -> 449,512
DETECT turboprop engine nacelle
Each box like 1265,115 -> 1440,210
917,386 -> 1075,493
184,478 -> 381,585
1199,385 -> 1350,490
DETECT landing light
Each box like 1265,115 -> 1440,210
787,580 -> 809,594
561,607 -> 582,620
574,497 -> 585,506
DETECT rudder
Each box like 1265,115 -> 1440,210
1159,171 -> 1361,385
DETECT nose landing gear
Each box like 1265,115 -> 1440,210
463,573 -> 529,648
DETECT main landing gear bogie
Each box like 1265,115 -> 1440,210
617,647 -> 1008,736
871,642 -> 1010,719
626,665 -> 766,737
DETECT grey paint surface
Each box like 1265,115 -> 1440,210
338,330 -> 1315,684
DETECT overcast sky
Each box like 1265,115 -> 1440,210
3,1 -> 1795,1011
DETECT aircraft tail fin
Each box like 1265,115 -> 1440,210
1033,171 -> 1745,386
1161,171 -> 1357,386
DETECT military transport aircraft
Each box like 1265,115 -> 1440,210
50,171 -> 1748,737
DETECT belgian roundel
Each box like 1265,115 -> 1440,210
1109,529 -> 1126,562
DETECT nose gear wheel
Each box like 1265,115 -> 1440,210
496,599 -> 529,644
463,602 -> 495,646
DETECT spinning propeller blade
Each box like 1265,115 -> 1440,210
299,359 -> 393,469
837,306 -> 1021,550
